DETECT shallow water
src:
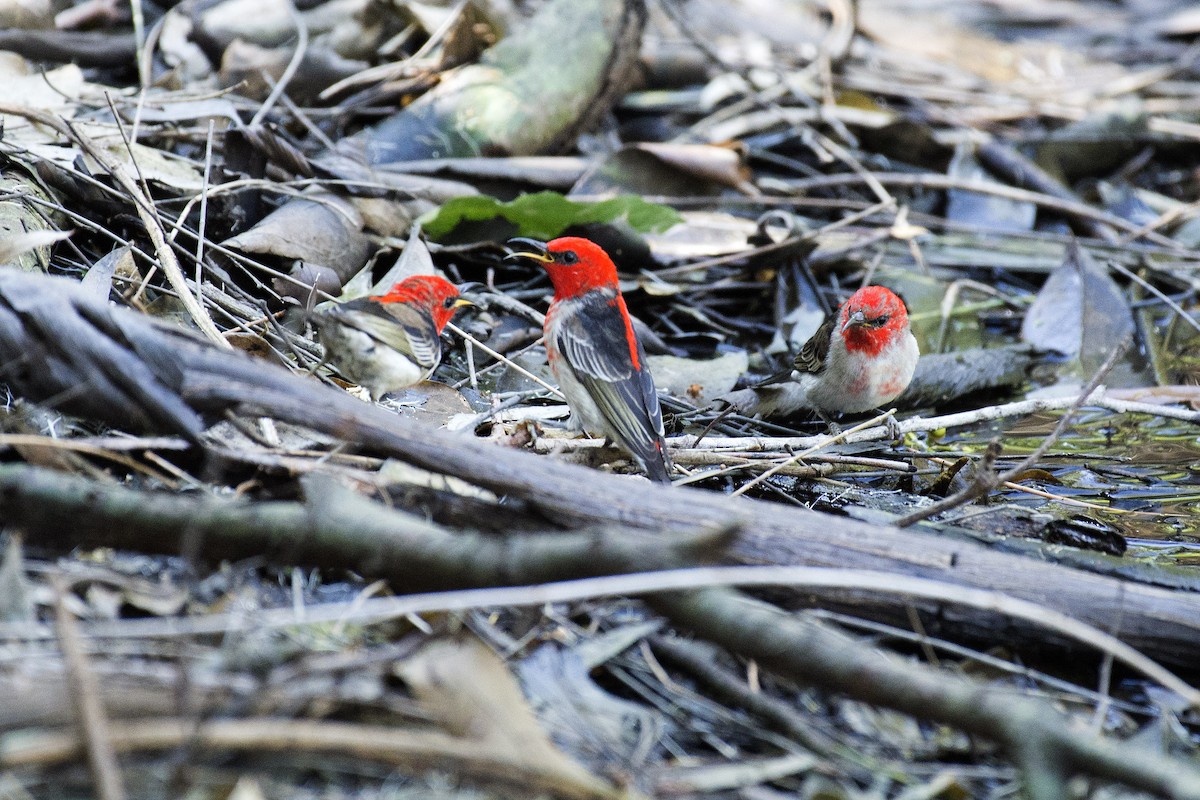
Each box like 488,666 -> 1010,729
935,408 -> 1200,559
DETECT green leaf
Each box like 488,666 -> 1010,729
421,191 -> 683,241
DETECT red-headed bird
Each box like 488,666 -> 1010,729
506,236 -> 673,484
763,285 -> 919,425
312,275 -> 471,400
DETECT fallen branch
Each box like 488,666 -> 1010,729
0,719 -> 628,800
6,272 -> 1200,792
10,562 -> 1194,708
5,475 -> 1200,797
1,271 -> 1199,666
682,387 -> 1200,453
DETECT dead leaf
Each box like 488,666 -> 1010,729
641,211 -> 755,261
0,229 -> 70,269
368,226 -> 437,297
646,351 -> 748,406
396,635 -> 622,797
944,144 -> 1036,233
518,634 -> 665,782
80,246 -> 136,301
0,0 -> 55,28
1020,241 -> 1135,377
197,0 -> 297,49
224,193 -> 374,296
0,166 -> 68,272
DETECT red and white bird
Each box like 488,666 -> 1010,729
764,285 -> 919,424
312,274 -> 470,400
506,236 -> 673,484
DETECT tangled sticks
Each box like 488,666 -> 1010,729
4,271 -> 1200,797
0,271 -> 205,438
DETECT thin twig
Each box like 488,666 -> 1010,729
445,322 -> 564,398
1108,259 -> 1200,335
12,566 -> 1197,709
896,335 -> 1133,527
250,0 -> 308,126
52,574 -> 127,800
21,105 -> 229,347
730,409 -> 895,497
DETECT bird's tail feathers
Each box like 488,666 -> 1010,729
643,442 -> 673,484
754,369 -> 793,388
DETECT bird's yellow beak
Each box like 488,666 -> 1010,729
504,237 -> 553,263
453,281 -> 489,308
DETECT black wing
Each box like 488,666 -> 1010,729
756,315 -> 833,386
792,316 -> 833,376
554,294 -> 671,482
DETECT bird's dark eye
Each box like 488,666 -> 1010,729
873,314 -> 890,327
560,250 -> 579,265
443,297 -> 457,309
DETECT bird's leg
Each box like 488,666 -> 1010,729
816,409 -> 842,435
307,350 -> 329,376
538,409 -> 579,432
884,411 -> 902,442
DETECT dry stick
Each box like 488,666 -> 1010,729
1108,259 -> 1200,335
668,453 -> 834,483
896,336 -> 1133,528
813,607 -> 1148,716
0,719 -> 623,800
819,0 -> 856,63
730,409 -> 895,497
672,450 -> 910,475
0,434 -> 179,481
4,279 -> 1200,786
3,464 -> 1200,794
0,102 -> 229,348
52,575 -> 127,800
680,385 -> 1200,454
194,120 -> 216,292
11,565 -> 1195,710
444,322 -> 564,398
645,586 -> 1199,800
647,635 -> 878,779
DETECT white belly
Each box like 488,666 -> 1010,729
803,330 -> 919,414
320,325 -> 428,399
549,350 -> 611,437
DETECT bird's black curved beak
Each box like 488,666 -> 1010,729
841,309 -> 868,333
504,237 -> 552,263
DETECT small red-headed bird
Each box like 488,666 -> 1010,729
312,274 -> 471,400
506,236 -> 673,484
763,285 -> 919,425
